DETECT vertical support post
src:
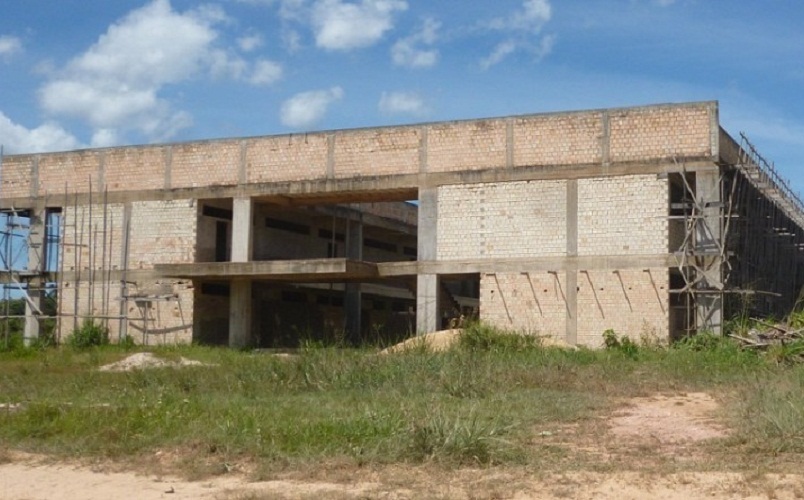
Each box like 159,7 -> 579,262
695,169 -> 723,334
23,206 -> 45,346
417,187 -> 439,334
229,197 -> 253,348
344,215 -> 362,342
565,180 -> 578,345
118,202 -> 132,342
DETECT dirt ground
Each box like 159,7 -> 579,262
3,391 -> 804,499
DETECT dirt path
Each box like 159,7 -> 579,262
3,392 -> 803,499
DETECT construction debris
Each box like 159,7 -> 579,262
728,318 -> 804,356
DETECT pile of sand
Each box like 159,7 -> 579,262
379,329 -> 463,354
98,352 -> 206,372
379,329 -> 577,354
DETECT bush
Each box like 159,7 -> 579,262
458,322 -> 540,353
673,331 -> 735,351
602,329 -> 638,358
68,319 -> 109,349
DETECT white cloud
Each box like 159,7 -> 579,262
238,33 -> 263,52
210,49 -> 249,80
311,0 -> 407,51
90,128 -> 121,148
282,28 -> 303,52
36,0 -> 277,146
38,0 -> 222,143
0,35 -> 22,61
280,86 -> 344,128
249,59 -> 283,85
391,17 -> 439,68
480,40 -> 517,70
481,0 -> 554,69
0,111 -> 81,154
378,91 -> 426,116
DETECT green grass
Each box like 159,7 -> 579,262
1,323 -> 802,476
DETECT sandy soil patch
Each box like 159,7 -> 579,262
98,352 -> 207,372
607,392 -> 728,449
2,457 -> 803,499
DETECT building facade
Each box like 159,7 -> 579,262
2,101 -> 802,347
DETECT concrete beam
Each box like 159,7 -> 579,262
378,254 -> 679,277
156,258 -> 379,281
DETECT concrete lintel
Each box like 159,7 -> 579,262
155,258 -> 379,281
378,254 -> 677,277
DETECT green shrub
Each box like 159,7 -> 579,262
602,329 -> 638,358
68,319 -> 109,350
458,322 -> 540,353
673,331 -> 735,351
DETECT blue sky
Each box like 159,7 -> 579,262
1,0 -> 803,191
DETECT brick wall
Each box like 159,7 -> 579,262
576,268 -> 668,347
427,119 -> 507,172
577,175 -> 668,255
442,174 -> 669,346
171,141 -> 240,189
609,106 -> 712,162
128,200 -> 197,269
0,155 -> 33,198
58,199 -> 196,344
479,272 -> 568,339
437,180 -> 567,260
38,151 -> 101,195
247,134 -> 328,183
105,147 -> 167,191
334,127 -> 420,178
514,113 -> 602,166
1,102 -> 717,199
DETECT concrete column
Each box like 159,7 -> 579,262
231,197 -> 253,262
229,279 -> 252,348
695,170 -> 723,334
344,217 -> 362,342
229,197 -> 253,348
417,187 -> 439,333
23,208 -> 45,346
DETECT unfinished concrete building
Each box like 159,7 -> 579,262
2,101 -> 803,348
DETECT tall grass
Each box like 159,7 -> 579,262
0,323 -> 802,475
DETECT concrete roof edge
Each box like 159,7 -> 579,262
2,100 -> 721,160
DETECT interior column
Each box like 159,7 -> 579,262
417,187 -> 439,334
229,197 -> 253,348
